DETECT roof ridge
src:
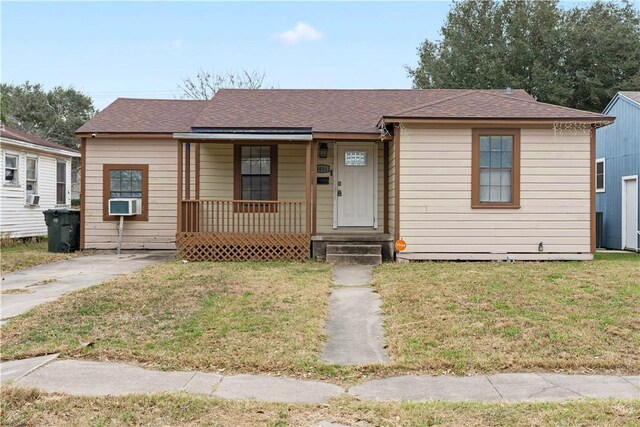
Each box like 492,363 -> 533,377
481,90 -> 607,117
390,90 -> 476,116
115,97 -> 210,102
216,88 -> 499,93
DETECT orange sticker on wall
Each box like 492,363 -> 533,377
395,239 -> 407,252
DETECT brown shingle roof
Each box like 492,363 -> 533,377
193,89 -> 545,134
76,98 -> 209,134
76,89 -> 613,135
0,126 -> 79,153
387,90 -> 611,121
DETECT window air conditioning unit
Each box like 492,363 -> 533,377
108,198 -> 142,216
26,194 -> 40,206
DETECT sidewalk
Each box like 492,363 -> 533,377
1,252 -> 167,322
2,356 -> 638,403
322,265 -> 388,365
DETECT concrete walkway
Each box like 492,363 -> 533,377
1,253 -> 167,322
2,356 -> 638,403
322,265 -> 389,365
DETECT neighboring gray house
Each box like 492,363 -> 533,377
596,92 -> 640,251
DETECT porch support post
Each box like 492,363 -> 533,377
195,142 -> 200,199
393,124 -> 400,247
306,141 -> 312,236
312,139 -> 318,235
383,140 -> 389,234
177,140 -> 183,233
185,142 -> 191,200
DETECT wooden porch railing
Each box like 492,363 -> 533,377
180,199 -> 308,235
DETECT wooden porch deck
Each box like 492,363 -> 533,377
176,199 -> 311,261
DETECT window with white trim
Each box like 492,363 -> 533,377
56,160 -> 67,205
26,157 -> 38,194
4,153 -> 19,185
596,158 -> 605,192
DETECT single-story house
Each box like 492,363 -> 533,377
1,125 -> 79,238
75,89 -> 613,262
596,91 -> 639,252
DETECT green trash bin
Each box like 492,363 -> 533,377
43,209 -> 81,253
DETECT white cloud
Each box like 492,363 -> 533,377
276,22 -> 323,45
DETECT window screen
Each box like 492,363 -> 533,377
110,170 -> 143,198
240,146 -> 272,200
5,154 -> 18,184
27,158 -> 37,194
56,160 -> 67,204
596,160 -> 605,191
479,136 -> 513,203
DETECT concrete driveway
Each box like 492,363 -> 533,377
1,253 -> 168,322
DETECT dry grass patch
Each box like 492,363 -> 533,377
0,239 -> 82,274
3,387 -> 640,427
1,261 -> 334,377
373,252 -> 640,375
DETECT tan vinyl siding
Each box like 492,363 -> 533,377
388,139 -> 395,238
199,143 -> 307,234
200,142 -> 384,234
315,142 -> 334,233
199,143 -> 306,201
399,126 -> 591,254
84,138 -> 192,250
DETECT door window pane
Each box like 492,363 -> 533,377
345,151 -> 367,166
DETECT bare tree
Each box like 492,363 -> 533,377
179,69 -> 267,100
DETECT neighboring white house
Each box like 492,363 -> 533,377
1,126 -> 80,238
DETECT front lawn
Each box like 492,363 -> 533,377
0,261 -> 333,376
2,253 -> 638,382
3,387 -> 640,427
0,238 -> 82,274
373,252 -> 640,375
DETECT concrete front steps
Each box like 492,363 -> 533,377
326,244 -> 382,265
311,234 -> 394,262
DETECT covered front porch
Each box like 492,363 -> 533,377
174,131 -> 394,261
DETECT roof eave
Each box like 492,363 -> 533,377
0,137 -> 81,157
75,132 -> 176,139
378,116 -> 615,127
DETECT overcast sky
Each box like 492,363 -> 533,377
2,1 -> 629,110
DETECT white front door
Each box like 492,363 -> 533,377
622,176 -> 638,250
335,143 -> 376,227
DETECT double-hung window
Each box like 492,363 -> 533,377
596,158 -> 605,192
103,164 -> 149,221
234,145 -> 277,207
26,157 -> 38,194
56,160 -> 67,205
472,129 -> 521,208
4,154 -> 19,185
